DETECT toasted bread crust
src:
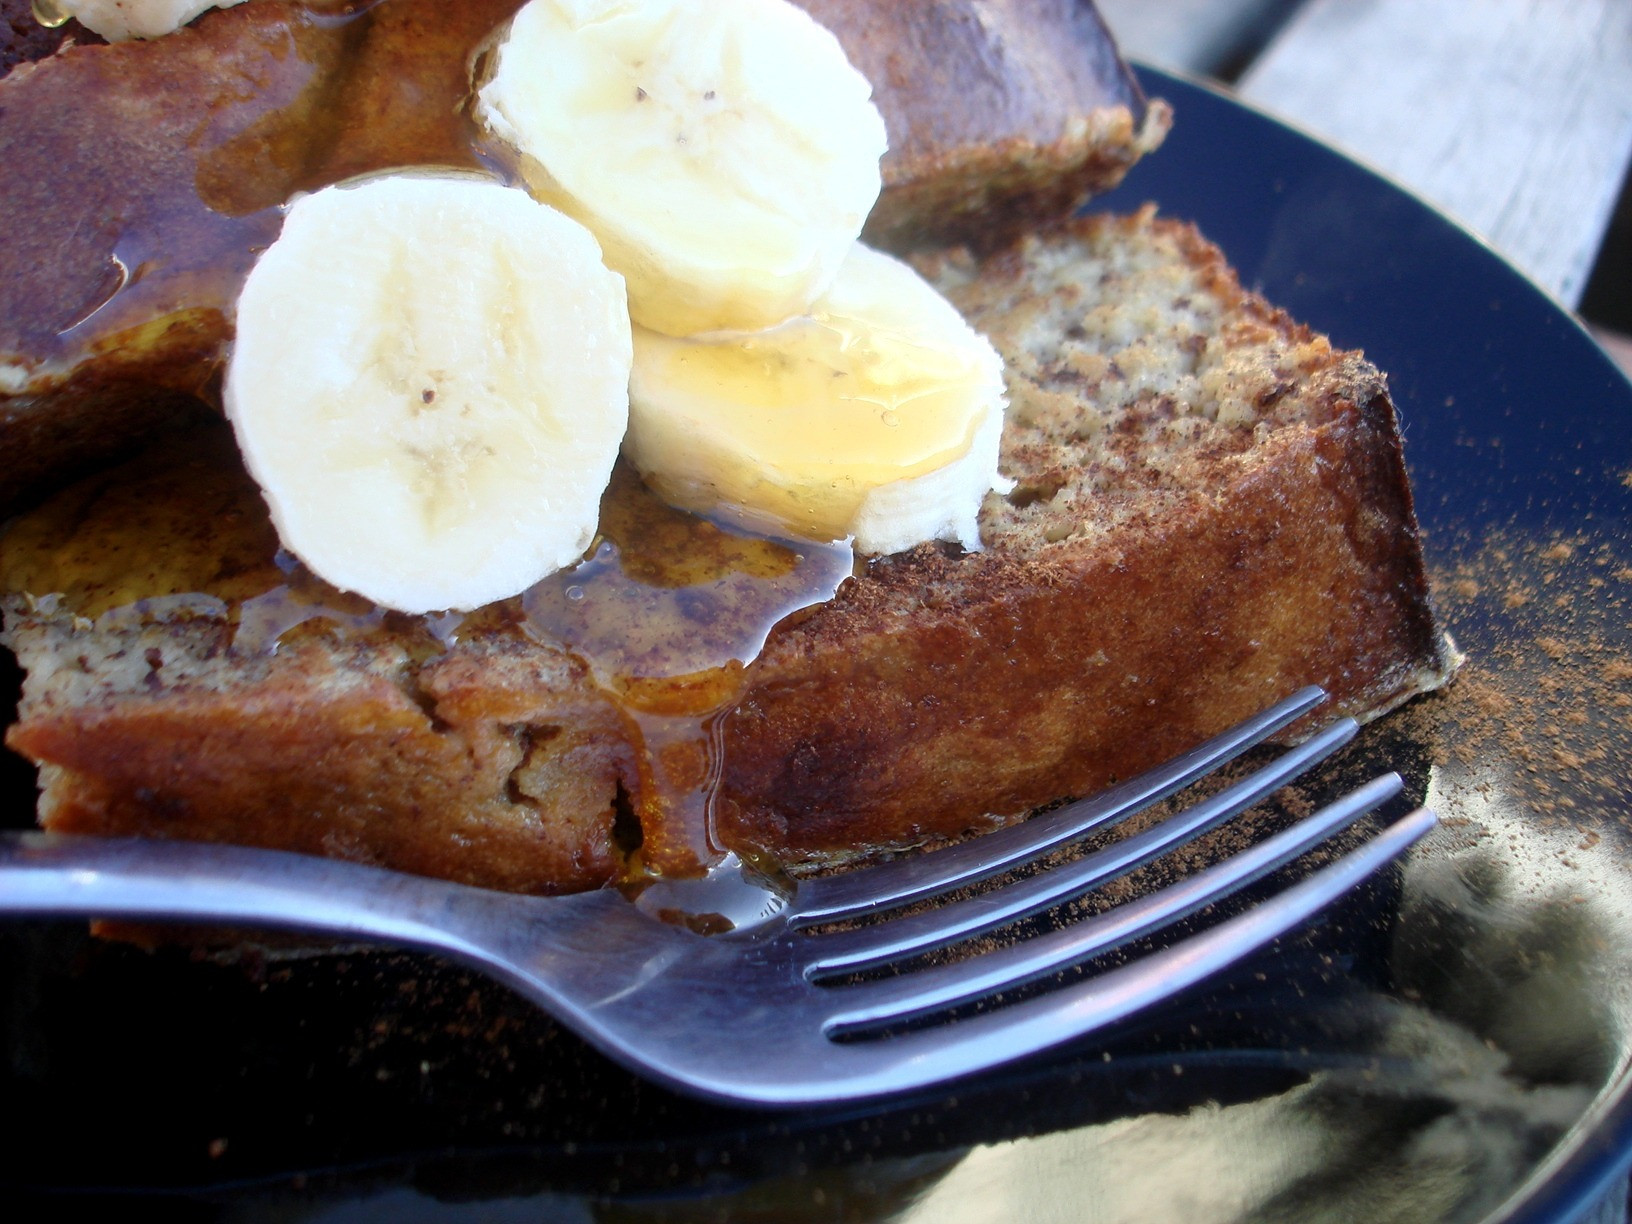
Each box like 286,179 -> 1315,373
802,0 -> 1170,248
714,212 -> 1450,859
1,210 -> 1456,887
8,627 -> 631,893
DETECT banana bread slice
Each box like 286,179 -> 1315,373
0,207 -> 1457,888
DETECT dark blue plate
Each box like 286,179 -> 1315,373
4,66 -> 1631,1223
1097,68 -> 1632,1224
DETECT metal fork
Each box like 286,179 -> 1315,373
0,686 -> 1433,1107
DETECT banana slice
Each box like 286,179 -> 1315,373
34,0 -> 247,41
625,243 -> 1009,555
474,0 -> 887,337
224,172 -> 632,615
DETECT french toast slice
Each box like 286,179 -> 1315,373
0,208 -> 1457,889
0,0 -> 1163,515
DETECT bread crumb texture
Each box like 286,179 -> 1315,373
918,208 -> 1356,552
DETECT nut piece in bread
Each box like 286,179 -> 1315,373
0,208 -> 1457,889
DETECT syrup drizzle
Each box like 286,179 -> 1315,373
3,0 -> 857,893
29,1 -> 70,30
4,432 -> 855,887
523,467 -> 854,877
5,0 -> 524,371
232,552 -> 386,656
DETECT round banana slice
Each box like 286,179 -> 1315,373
36,0 -> 246,41
475,0 -> 887,337
225,172 -> 632,615
625,243 -> 1010,555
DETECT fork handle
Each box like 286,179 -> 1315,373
0,831 -> 505,958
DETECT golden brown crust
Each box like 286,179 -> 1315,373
0,425 -> 629,893
862,104 -> 1171,252
715,219 -> 1451,861
6,614 -> 629,895
1,210 -> 1457,888
717,394 -> 1446,861
802,0 -> 1170,248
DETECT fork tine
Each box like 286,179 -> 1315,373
822,780 -> 1428,1040
802,717 -> 1359,977
790,685 -> 1327,926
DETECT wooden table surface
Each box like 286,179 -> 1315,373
1097,0 -> 1632,373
